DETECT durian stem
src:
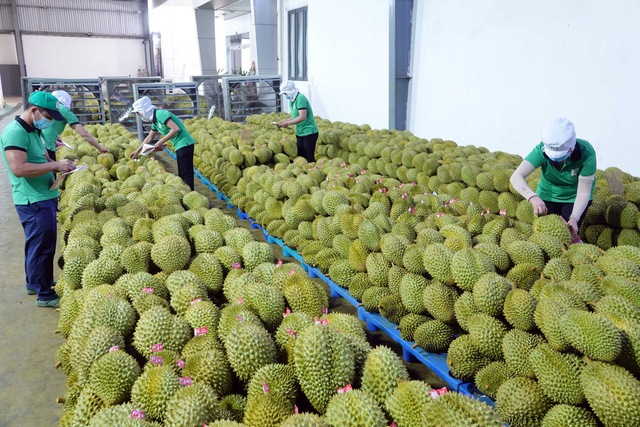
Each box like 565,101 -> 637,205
54,361 -> 62,369
56,397 -> 66,404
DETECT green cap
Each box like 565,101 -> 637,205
28,91 -> 64,121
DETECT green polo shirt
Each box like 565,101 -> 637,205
525,138 -> 596,203
290,93 -> 318,137
151,109 -> 195,151
41,105 -> 80,151
1,118 -> 59,205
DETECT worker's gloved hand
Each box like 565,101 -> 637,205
529,195 -> 548,215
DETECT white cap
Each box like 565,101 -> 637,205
279,80 -> 299,99
542,117 -> 576,160
131,96 -> 157,117
52,90 -> 72,108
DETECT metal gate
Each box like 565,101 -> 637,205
21,77 -> 106,124
100,76 -> 164,126
221,75 -> 282,122
131,82 -> 200,141
191,75 -> 225,120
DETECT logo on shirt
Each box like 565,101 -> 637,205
570,169 -> 579,176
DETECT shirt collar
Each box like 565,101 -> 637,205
15,116 -> 37,133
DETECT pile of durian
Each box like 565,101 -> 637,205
179,114 -> 640,426
52,123 -> 503,426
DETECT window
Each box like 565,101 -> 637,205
288,7 -> 307,81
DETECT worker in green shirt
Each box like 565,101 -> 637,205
129,96 -> 196,190
277,81 -> 319,163
510,117 -> 597,242
1,91 -> 76,307
41,90 -> 108,160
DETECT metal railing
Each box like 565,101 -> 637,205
221,75 -> 281,122
191,75 -> 226,120
131,82 -> 200,141
21,77 -> 106,124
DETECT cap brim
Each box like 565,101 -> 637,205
44,108 -> 64,121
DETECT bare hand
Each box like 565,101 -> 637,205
277,121 -> 288,128
98,146 -> 109,154
130,146 -> 142,159
567,217 -> 579,240
529,195 -> 548,215
153,142 -> 165,152
55,159 -> 75,173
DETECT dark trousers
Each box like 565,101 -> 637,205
542,199 -> 593,229
296,132 -> 319,163
15,199 -> 58,301
176,144 -> 195,190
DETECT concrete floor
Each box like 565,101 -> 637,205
0,107 -> 67,426
0,108 -> 445,427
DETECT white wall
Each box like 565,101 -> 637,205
409,0 -> 640,175
215,13 -> 253,73
150,5 -> 202,82
22,35 -> 146,78
0,35 -> 18,64
297,0 -> 390,128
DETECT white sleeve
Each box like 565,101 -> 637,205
509,161 -> 538,200
570,174 -> 595,221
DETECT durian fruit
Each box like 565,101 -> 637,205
88,349 -> 141,405
132,307 -> 192,358
188,253 -> 224,293
447,335 -> 492,381
398,313 -> 431,341
324,389 -> 386,427
69,386 -> 106,427
559,309 -> 622,362
224,322 -> 277,384
422,282 -> 458,323
540,404 -> 598,427
361,346 -> 410,407
243,391 -> 293,427
451,247 -> 495,292
218,394 -> 247,424
502,288 -> 536,331
279,413 -> 328,427
453,292 -> 479,332
398,273 -> 429,314
86,403 -> 153,427
164,382 -> 221,427
182,348 -> 233,397
472,272 -> 512,317
413,320 -> 455,353
467,314 -> 507,360
422,243 -> 455,285
496,377 -> 552,427
473,361 -> 515,400
528,343 -> 584,405
384,380 -> 431,427
246,364 -> 298,404
151,235 -> 191,272
130,363 -> 181,421
422,391 -> 502,427
501,330 -> 544,379
532,214 -> 573,246
293,324 -> 355,413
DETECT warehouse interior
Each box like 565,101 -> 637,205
1,0 -> 640,426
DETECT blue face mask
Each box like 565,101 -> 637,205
33,110 -> 53,130
549,152 -> 571,162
